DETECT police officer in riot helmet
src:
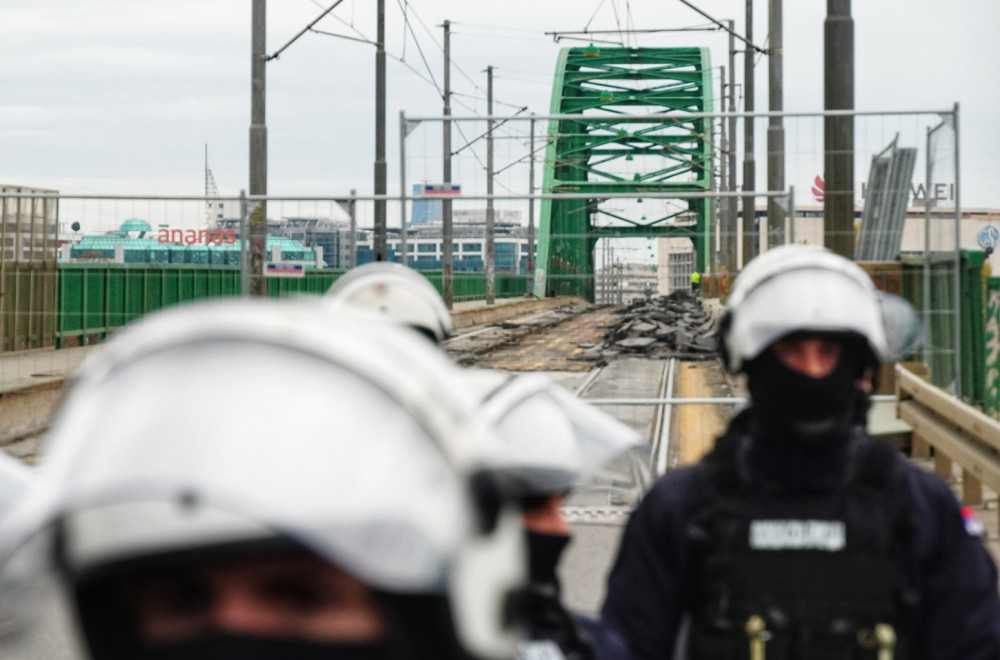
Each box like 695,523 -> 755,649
602,245 -> 1000,659
0,300 -> 526,660
460,370 -> 642,660
323,262 -> 453,344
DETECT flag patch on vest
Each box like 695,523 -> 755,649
749,520 -> 846,551
961,506 -> 986,537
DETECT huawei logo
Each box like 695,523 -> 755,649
811,175 -> 825,203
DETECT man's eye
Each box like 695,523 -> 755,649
148,579 -> 212,615
262,578 -> 332,611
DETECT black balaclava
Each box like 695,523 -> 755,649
520,528 -> 595,660
744,332 -> 871,446
526,530 -> 571,587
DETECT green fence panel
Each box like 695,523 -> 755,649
84,267 -> 106,336
901,250 -> 987,409
105,268 -> 126,329
58,266 -> 83,338
960,250 -> 987,407
144,270 -> 163,317
985,276 -> 1000,417
57,264 -> 527,347
124,269 -> 145,324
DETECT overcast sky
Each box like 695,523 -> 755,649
2,0 -> 998,210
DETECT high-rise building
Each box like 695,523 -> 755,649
410,184 -> 443,227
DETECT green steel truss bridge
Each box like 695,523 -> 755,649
533,46 -> 714,300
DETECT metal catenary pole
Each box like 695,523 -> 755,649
953,103 -> 962,399
399,110 -> 408,262
923,124 -> 935,368
485,65 -> 496,305
741,0 -> 756,267
441,19 -> 454,308
348,188 -> 357,268
717,64 -> 727,277
727,22 -> 738,273
527,114 -> 536,295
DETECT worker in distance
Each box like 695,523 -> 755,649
0,300 -> 530,660
601,245 -> 1000,659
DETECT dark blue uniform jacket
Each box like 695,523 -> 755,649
601,412 -> 1000,659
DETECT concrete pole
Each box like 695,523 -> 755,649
727,20 -> 738,274
741,0 -> 756,267
249,0 -> 268,296
485,66 -> 496,305
767,0 -> 786,249
527,114 -> 536,294
441,20 -> 454,308
952,103 -> 962,399
824,0 -> 854,258
373,0 -> 387,261
399,110 -> 408,264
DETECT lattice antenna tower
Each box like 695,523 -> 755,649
205,144 -> 224,227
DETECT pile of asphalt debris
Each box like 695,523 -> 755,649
574,291 -> 718,362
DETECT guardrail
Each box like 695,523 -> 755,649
896,365 -> 1000,532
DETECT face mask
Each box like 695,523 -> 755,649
526,530 -> 571,587
137,634 -> 392,660
745,345 -> 864,444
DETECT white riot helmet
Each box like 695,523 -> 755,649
0,300 -> 523,660
0,452 -> 30,520
720,245 -> 904,374
458,370 -> 645,501
324,262 -> 453,343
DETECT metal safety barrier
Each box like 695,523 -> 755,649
896,365 -> 1000,533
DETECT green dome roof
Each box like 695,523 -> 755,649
120,219 -> 152,234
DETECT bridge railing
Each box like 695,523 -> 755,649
896,364 -> 1000,533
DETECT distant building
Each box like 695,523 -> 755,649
598,261 -> 659,303
657,237 -> 696,294
64,219 -> 318,266
62,209 -> 537,276
374,216 -> 530,274
410,184 -> 443,227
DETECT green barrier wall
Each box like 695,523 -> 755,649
57,264 -> 527,346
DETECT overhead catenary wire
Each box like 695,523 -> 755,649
584,0 -> 609,33
451,106 -> 529,157
395,0 -> 443,98
269,0 -> 349,61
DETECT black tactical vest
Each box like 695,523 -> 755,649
684,429 -> 916,660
